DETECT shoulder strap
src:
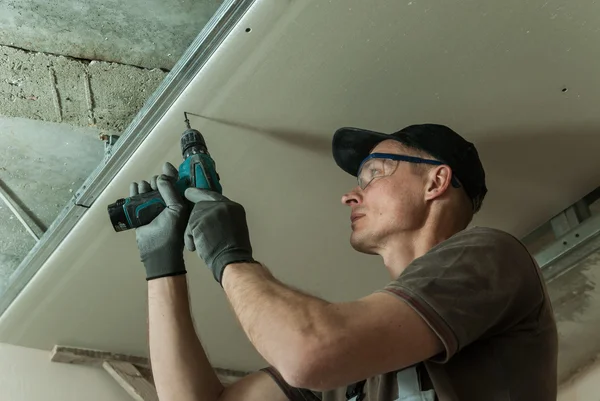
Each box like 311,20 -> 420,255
346,379 -> 366,401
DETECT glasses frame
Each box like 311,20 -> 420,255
357,152 -> 462,190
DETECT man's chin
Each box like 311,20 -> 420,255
350,235 -> 378,255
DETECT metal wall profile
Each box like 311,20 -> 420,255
0,0 -> 258,316
537,212 -> 600,282
533,188 -> 600,282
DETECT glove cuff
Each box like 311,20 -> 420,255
212,251 -> 255,284
146,270 -> 187,281
142,252 -> 187,281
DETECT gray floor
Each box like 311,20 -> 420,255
0,117 -> 106,281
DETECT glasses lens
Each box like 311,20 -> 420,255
357,157 -> 399,189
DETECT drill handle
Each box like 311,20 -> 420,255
179,154 -> 222,194
109,190 -> 166,232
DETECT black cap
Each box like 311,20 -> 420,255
332,124 -> 487,212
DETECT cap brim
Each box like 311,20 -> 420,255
332,127 -> 393,176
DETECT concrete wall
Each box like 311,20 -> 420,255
558,358 -> 600,401
547,250 -> 600,383
0,342 -> 132,401
0,45 -> 167,132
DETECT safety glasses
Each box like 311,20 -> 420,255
357,153 -> 462,190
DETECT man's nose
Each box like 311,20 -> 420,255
341,187 -> 362,206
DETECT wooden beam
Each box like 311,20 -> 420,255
103,361 -> 159,401
50,345 -> 150,368
50,345 -> 250,385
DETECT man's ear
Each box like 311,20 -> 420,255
424,165 -> 452,201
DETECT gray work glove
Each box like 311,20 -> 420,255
184,189 -> 255,284
131,162 -> 189,280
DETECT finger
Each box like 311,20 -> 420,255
185,187 -> 227,203
157,175 -> 183,206
184,225 -> 196,252
150,175 -> 159,191
129,182 -> 139,197
163,162 -> 179,179
139,180 -> 152,194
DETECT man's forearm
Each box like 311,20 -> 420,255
148,275 -> 224,401
222,263 -> 340,379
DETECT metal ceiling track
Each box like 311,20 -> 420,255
0,0 -> 257,316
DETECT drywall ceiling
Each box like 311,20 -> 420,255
1,0 -> 600,376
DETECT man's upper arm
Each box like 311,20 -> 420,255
299,289 -> 443,390
219,371 -> 299,401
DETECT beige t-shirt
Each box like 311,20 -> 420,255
262,227 -> 558,401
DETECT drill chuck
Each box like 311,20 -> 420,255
181,128 -> 208,159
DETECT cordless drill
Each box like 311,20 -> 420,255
107,116 -> 222,232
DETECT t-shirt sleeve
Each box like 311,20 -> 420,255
378,227 -> 545,363
261,366 -> 322,401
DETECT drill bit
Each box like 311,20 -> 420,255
184,112 -> 191,129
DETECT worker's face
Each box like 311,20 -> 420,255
341,140 -> 428,254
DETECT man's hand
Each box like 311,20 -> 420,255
184,189 -> 256,284
132,162 -> 189,280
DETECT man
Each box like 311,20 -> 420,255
131,124 -> 558,401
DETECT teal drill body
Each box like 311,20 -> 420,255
175,150 -> 221,195
108,127 -> 221,232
